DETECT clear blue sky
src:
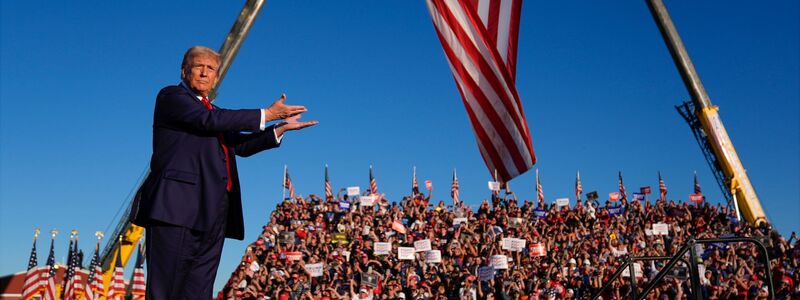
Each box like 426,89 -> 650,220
1,0 -> 797,292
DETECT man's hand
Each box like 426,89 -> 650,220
266,94 -> 307,121
275,114 -> 318,137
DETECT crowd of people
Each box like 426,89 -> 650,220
217,186 -> 799,300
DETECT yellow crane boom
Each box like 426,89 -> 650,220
647,0 -> 768,225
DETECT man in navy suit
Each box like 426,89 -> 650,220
133,46 -> 317,299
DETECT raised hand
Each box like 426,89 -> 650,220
275,113 -> 318,137
266,93 -> 308,121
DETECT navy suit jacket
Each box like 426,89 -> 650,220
132,84 -> 280,240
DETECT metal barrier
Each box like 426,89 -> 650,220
591,237 -> 773,300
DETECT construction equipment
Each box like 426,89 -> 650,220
98,0 -> 267,292
647,0 -> 768,225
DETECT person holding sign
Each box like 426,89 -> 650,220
131,46 -> 318,299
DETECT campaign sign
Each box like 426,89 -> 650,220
338,201 -> 351,211
508,217 -> 524,228
652,223 -> 669,235
556,198 -> 570,207
360,195 -> 375,206
501,238 -> 526,252
425,180 -> 432,190
608,206 -> 624,217
280,232 -> 296,245
286,251 -> 303,261
304,263 -> 324,277
490,255 -> 508,269
392,220 -> 407,234
622,263 -> 643,278
362,273 -> 379,288
533,209 -> 548,219
488,181 -> 501,191
398,247 -> 415,260
632,193 -> 645,201
414,239 -> 432,252
347,186 -> 360,197
586,191 -> 599,200
478,266 -> 495,281
640,186 -> 651,194
425,250 -> 442,263
529,243 -> 546,257
690,193 -> 704,203
608,192 -> 620,202
374,242 -> 391,255
453,217 -> 468,226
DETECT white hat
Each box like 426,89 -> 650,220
398,292 -> 406,299
583,259 -> 591,266
569,258 -> 577,264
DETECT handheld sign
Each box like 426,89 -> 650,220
392,220 -> 407,234
608,206 -> 624,217
632,193 -> 645,201
425,250 -> 442,263
362,272 -> 379,287
501,238 -> 526,252
586,191 -> 599,201
641,186 -> 651,194
689,193 -> 704,203
508,217 -> 523,228
490,255 -> 508,269
608,192 -> 620,202
425,180 -> 432,190
347,186 -> 360,197
488,181 -> 501,192
452,217 -> 468,226
414,239 -> 432,252
398,247 -> 415,260
533,209 -> 548,219
652,223 -> 669,235
338,201 -> 351,211
622,263 -> 643,278
374,242 -> 391,255
529,243 -> 546,257
556,198 -> 570,207
479,266 -> 495,281
360,195 -> 375,206
286,251 -> 303,261
304,263 -> 324,277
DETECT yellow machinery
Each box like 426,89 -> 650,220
647,0 -> 768,225
99,0 -> 267,294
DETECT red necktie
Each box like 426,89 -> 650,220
201,97 -> 233,192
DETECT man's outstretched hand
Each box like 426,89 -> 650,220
275,113 -> 318,137
265,94 -> 307,121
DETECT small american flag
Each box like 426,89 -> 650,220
618,171 -> 627,201
369,165 -> 378,195
130,244 -> 146,299
21,235 -> 41,300
411,166 -> 419,195
658,172 -> 668,201
575,171 -> 583,201
107,242 -> 126,300
42,236 -> 57,300
284,168 -> 296,199
536,169 -> 544,203
324,165 -> 333,200
693,172 -> 702,194
451,169 -> 460,204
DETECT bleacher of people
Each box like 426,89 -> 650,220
217,185 -> 799,300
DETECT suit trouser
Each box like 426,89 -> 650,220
145,193 -> 229,300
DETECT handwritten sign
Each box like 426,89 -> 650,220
529,243 -> 546,257
652,223 -> 669,235
347,186 -> 360,197
478,266 -> 495,281
398,247 -> 415,260
304,263 -> 324,277
414,239 -> 432,252
488,181 -> 500,191
392,220 -> 407,234
501,238 -> 526,252
556,198 -> 570,207
425,250 -> 442,263
286,251 -> 303,261
374,242 -> 391,255
689,193 -> 704,203
490,255 -> 508,269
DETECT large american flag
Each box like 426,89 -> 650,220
130,244 -> 146,299
85,244 -> 104,300
536,169 -> 544,203
284,167 -> 296,200
618,171 -> 627,202
658,172 -> 668,201
106,244 -> 126,300
426,0 -> 536,183
369,165 -> 378,195
42,236 -> 57,300
21,236 -> 41,300
62,237 -> 76,300
575,170 -> 583,202
324,165 -> 333,200
451,169 -> 460,204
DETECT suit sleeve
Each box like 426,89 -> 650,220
155,87 -> 261,133
227,124 -> 281,157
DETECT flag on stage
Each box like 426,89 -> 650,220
107,240 -> 126,300
536,169 -> 544,203
369,165 -> 378,195
425,0 -> 536,183
85,239 -> 104,300
62,234 -> 77,300
42,232 -> 57,300
618,171 -> 627,201
22,231 -> 42,300
324,165 -> 333,200
451,169 -> 460,204
412,166 -> 420,195
575,170 -> 583,202
659,172 -> 668,201
284,167 -> 296,199
693,171 -> 702,194
131,244 -> 146,299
